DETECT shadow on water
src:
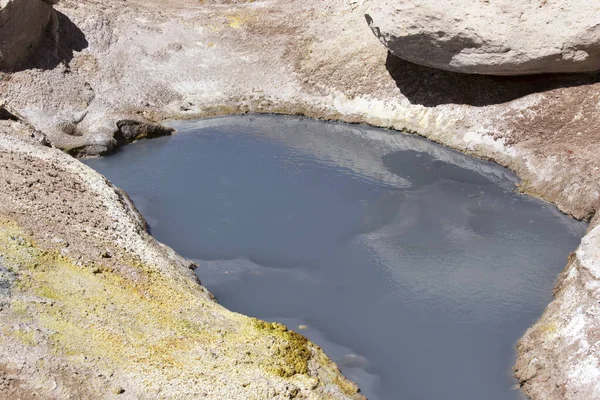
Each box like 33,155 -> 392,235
12,11 -> 88,72
385,51 -> 600,107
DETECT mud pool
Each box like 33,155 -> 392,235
84,115 -> 586,400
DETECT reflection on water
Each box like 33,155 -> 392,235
84,115 -> 586,400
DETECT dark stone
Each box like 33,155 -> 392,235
0,107 -> 19,121
115,119 -> 175,144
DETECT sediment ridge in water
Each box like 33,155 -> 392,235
85,115 -> 587,400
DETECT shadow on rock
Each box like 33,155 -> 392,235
15,11 -> 88,72
386,52 -> 600,107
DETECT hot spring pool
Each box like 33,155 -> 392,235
84,115 -> 586,400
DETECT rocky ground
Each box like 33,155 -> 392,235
1,0 -> 600,399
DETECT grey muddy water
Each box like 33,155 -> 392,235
84,115 -> 586,400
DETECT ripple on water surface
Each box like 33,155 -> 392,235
84,115 -> 586,400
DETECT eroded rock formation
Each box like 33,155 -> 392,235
366,0 -> 600,75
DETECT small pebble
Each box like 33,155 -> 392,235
112,387 -> 125,395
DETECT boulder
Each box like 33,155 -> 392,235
366,0 -> 600,75
0,0 -> 57,70
116,120 -> 175,144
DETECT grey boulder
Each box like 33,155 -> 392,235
0,0 -> 58,70
366,0 -> 600,75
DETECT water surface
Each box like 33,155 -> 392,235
84,115 -> 586,400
